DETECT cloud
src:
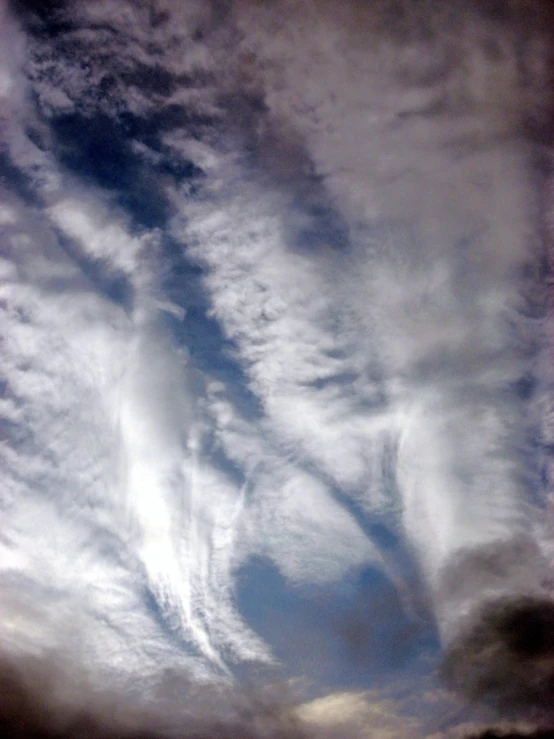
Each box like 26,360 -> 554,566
0,643 -> 448,738
182,0 -> 553,643
0,0 -> 552,731
460,730 -> 554,739
441,595 -> 554,714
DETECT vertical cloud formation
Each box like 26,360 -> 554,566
190,0 -> 554,705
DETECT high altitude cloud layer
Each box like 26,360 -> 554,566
0,0 -> 552,730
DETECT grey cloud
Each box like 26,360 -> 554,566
463,730 -> 554,738
436,539 -> 548,615
441,595 -> 554,715
0,650 -> 421,739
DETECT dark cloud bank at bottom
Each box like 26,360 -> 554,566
0,651 -> 309,739
4,561 -> 554,738
3,607 -> 554,739
3,589 -> 554,738
442,597 -> 554,710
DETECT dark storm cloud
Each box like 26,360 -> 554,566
436,540 -> 554,725
462,726 -> 554,739
441,595 -> 554,714
470,732 -> 554,738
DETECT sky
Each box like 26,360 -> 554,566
0,0 -> 553,736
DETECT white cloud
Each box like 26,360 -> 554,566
183,0 -> 551,642
48,198 -> 145,274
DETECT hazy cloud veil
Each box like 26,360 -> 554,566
0,0 -> 552,735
